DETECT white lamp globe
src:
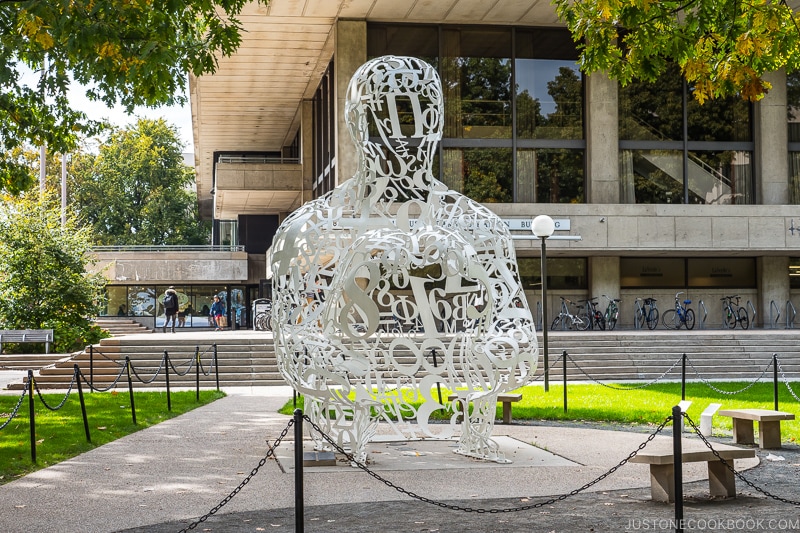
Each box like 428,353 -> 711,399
532,215 -> 555,238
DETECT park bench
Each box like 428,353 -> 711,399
448,392 -> 523,424
629,440 -> 756,502
0,329 -> 54,354
717,408 -> 796,449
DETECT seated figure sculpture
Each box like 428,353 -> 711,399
270,56 -> 538,464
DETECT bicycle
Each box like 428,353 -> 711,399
634,297 -> 659,330
721,295 -> 749,330
579,297 -> 606,330
551,296 -> 589,331
602,295 -> 621,331
662,292 -> 695,330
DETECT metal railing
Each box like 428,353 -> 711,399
93,244 -> 245,252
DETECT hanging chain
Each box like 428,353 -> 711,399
685,357 -> 771,395
565,353 -> 683,390
0,387 -> 28,430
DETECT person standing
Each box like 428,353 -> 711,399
210,295 -> 225,331
163,287 -> 179,333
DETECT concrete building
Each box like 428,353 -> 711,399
103,0 -> 800,330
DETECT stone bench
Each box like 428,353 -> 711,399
718,408 -> 796,449
0,329 -> 54,354
448,392 -> 523,424
629,440 -> 756,502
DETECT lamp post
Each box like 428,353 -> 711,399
532,215 -> 555,392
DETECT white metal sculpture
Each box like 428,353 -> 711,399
270,56 -> 538,464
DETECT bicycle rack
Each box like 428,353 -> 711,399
770,300 -> 781,329
697,300 -> 707,330
786,300 -> 797,329
633,304 -> 641,330
746,300 -> 757,328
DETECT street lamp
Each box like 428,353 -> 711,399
532,215 -> 555,392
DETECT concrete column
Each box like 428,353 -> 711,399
589,256 -> 621,303
756,70 -> 789,204
758,256 -> 789,328
301,100 -> 315,204
334,20 -> 367,187
585,72 -> 619,204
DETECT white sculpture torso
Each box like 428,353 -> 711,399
270,56 -> 538,463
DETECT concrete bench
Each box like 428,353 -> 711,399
629,440 -> 756,502
448,392 -> 523,424
717,408 -> 796,449
0,329 -> 54,354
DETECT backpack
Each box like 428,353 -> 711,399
165,293 -> 177,309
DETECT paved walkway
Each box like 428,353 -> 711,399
3,383 -> 797,533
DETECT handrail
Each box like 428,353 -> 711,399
770,300 -> 781,329
786,300 -> 796,329
746,300 -> 757,328
93,244 -> 245,252
697,300 -> 708,330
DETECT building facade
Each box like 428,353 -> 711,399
168,0 -> 800,329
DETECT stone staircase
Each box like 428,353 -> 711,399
3,329 -> 800,391
94,317 -> 152,336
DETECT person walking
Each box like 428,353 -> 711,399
163,287 -> 179,333
210,295 -> 225,331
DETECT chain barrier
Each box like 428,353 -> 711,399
685,357 -> 771,395
32,368 -> 77,411
128,353 -> 166,384
565,353 -> 683,390
683,412 -> 800,506
528,352 -> 563,381
89,346 -> 125,366
178,419 -> 295,532
0,386 -> 27,430
302,413 -> 672,513
168,354 -> 195,377
776,356 -> 800,402
77,363 -> 128,392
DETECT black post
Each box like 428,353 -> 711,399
431,348 -> 443,406
75,365 -> 91,443
165,352 -> 172,412
89,344 -> 94,393
293,389 -> 297,409
214,344 -> 220,391
294,409 -> 304,533
541,236 -> 549,392
126,357 -> 137,425
672,405 -> 684,532
28,370 -> 36,463
562,350 -> 568,412
681,354 -> 687,400
195,345 -> 200,402
773,353 -> 779,411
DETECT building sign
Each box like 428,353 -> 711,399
504,218 -> 570,231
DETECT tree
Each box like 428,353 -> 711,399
0,0 -> 268,193
0,191 -> 106,352
554,0 -> 800,102
69,118 -> 210,245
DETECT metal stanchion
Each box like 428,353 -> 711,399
672,405 -> 683,532
562,350 -> 568,412
28,370 -> 36,462
294,409 -> 304,533
214,344 -> 220,391
165,351 -> 172,412
681,354 -> 686,400
88,344 -> 94,392
773,353 -> 779,411
126,356 -> 137,424
75,365 -> 91,443
195,345 -> 200,402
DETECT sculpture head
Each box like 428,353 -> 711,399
345,55 -> 443,183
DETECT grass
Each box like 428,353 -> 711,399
279,382 -> 800,443
0,389 -> 225,484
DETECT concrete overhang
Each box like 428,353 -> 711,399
190,0 -> 562,219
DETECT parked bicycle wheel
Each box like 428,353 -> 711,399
723,308 -> 737,329
574,315 -> 590,331
551,316 -> 563,331
684,308 -> 696,330
646,308 -> 659,330
737,308 -> 749,330
634,308 -> 645,329
662,309 -> 677,329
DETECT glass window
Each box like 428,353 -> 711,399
105,286 -> 128,317
442,147 -> 512,202
517,148 -> 584,203
128,285 -> 156,316
442,28 -> 512,140
620,149 -> 684,204
619,66 -> 683,141
788,71 -> 800,203
367,25 -> 438,65
621,258 -> 685,289
518,257 -> 588,291
687,258 -> 756,288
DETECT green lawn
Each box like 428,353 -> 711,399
280,382 -> 800,443
0,389 -> 225,484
